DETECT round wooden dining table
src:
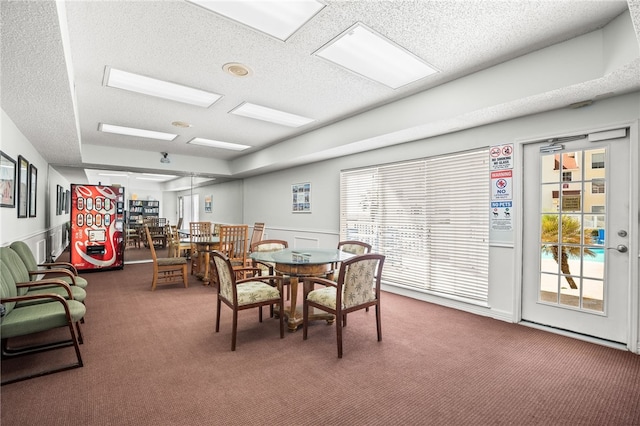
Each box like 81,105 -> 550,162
249,248 -> 355,332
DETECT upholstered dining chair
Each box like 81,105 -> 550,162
211,251 -> 285,351
144,225 -> 188,291
251,239 -> 291,301
331,240 -> 372,278
189,221 -> 212,275
303,253 -> 385,358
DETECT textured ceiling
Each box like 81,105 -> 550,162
2,0 -> 639,184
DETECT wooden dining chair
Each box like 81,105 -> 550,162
218,224 -> 249,279
249,222 -> 265,251
303,253 -> 385,358
189,222 -> 212,275
144,225 -> 188,291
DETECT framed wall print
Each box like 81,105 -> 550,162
0,151 -> 16,208
292,182 -> 311,213
17,155 -> 28,218
29,164 -> 37,217
65,189 -> 70,214
56,184 -> 61,215
204,195 -> 212,213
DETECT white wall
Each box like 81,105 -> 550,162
177,180 -> 244,226
243,92 -> 640,324
1,109 -> 70,261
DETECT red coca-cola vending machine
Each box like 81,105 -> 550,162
70,184 -> 125,271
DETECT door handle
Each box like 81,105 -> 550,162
606,245 -> 628,253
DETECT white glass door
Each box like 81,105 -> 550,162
522,132 -> 630,343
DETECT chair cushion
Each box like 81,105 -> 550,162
0,299 -> 86,339
18,285 -> 87,305
308,286 -> 337,309
236,281 -> 280,306
157,257 -> 187,266
55,275 -> 89,289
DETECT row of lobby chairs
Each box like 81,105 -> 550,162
0,241 -> 88,385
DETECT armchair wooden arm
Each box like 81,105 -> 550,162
27,268 -> 78,286
38,261 -> 79,275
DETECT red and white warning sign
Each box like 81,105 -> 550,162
491,169 -> 512,200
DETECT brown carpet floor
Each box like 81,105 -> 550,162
2,260 -> 639,425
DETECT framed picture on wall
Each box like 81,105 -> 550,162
204,195 -> 212,213
17,155 -> 29,218
292,182 -> 311,213
0,151 -> 16,208
56,185 -> 61,215
65,190 -> 70,214
29,164 -> 37,217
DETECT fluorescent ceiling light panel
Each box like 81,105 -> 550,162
187,138 -> 251,151
99,123 -> 178,141
314,23 -> 439,89
105,68 -> 222,107
98,173 -> 129,177
188,0 -> 324,41
136,177 -> 168,181
230,102 -> 314,127
143,173 -> 177,178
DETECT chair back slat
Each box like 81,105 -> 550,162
249,222 -> 265,249
219,225 -> 248,266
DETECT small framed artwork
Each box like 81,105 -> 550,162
17,155 -> 29,218
204,195 -> 212,213
29,164 -> 37,217
58,186 -> 64,216
292,182 -> 311,213
65,189 -> 70,214
56,185 -> 61,215
0,151 -> 16,208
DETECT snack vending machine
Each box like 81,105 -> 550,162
70,184 -> 125,271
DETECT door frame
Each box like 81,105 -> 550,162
513,121 -> 639,353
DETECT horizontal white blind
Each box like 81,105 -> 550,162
340,149 -> 489,302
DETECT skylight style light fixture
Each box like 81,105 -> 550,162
314,23 -> 439,89
104,67 -> 222,108
99,123 -> 178,141
187,138 -> 251,151
187,0 -> 324,41
98,172 -> 129,177
230,102 -> 314,127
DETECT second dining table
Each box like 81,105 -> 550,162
249,247 -> 355,332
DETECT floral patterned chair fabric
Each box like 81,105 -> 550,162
211,251 -> 284,351
302,253 -> 385,358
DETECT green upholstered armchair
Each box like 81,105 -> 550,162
303,253 -> 385,358
0,247 -> 86,308
9,240 -> 88,290
0,259 -> 86,385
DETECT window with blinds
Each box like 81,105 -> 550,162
340,149 -> 490,303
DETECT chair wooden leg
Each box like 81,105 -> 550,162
215,298 -> 221,332
151,270 -> 158,291
279,299 -> 284,338
303,300 -> 309,340
376,304 -> 382,341
182,264 -> 188,288
231,310 -> 238,351
336,310 -> 343,358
